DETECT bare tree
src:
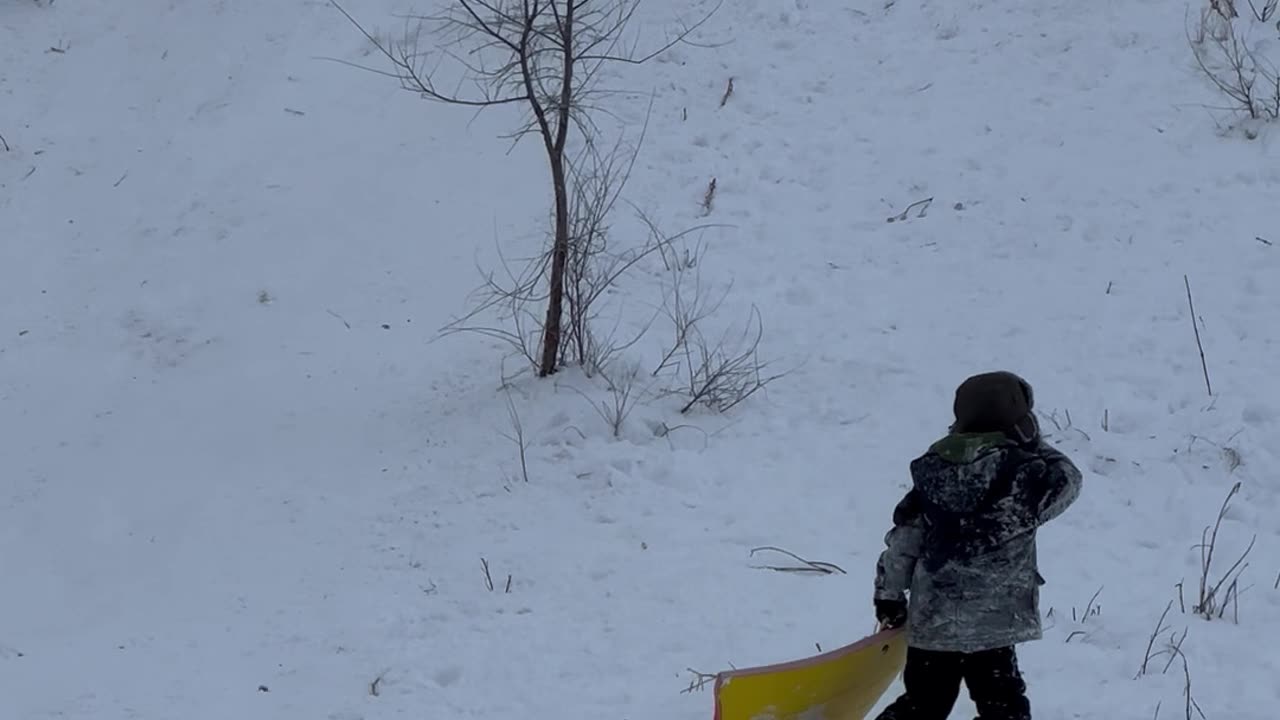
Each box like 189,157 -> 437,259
332,0 -> 718,376
439,108 -> 685,379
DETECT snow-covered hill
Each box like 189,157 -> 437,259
3,0 -> 1278,718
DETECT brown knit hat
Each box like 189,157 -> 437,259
951,371 -> 1039,443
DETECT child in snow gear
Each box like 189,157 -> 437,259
872,371 -> 1082,720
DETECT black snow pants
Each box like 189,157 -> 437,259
874,646 -> 1031,720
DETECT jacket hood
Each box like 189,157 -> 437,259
911,432 -> 1014,513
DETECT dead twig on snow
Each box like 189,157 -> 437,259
719,77 -> 734,107
701,177 -> 717,215
1184,275 -> 1212,396
481,557 -> 495,592
1137,600 -> 1175,678
749,546 -> 847,575
886,196 -> 933,223
681,667 -> 719,693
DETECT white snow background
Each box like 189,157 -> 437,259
3,0 -> 1279,718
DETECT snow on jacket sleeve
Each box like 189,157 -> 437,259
874,490 -> 924,602
1030,440 -> 1082,526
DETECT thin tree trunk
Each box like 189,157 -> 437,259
539,156 -> 570,376
536,0 -> 577,377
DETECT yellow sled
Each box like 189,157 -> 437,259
712,628 -> 907,720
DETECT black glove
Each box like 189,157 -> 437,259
874,598 -> 908,629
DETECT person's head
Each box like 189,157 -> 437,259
950,371 -> 1039,444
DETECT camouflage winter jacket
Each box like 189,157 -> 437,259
874,432 -> 1082,653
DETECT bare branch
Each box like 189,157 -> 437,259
719,76 -> 734,107
700,177 -> 717,215
681,667 -> 718,694
328,1 -> 531,107
1247,0 -> 1278,21
1165,635 -> 1205,720
1137,600 -> 1174,678
1211,0 -> 1239,19
644,219 -> 731,378
578,0 -> 722,64
1083,586 -> 1103,620
679,305 -> 784,414
567,360 -> 647,437
1194,481 -> 1255,619
1184,275 -> 1212,396
498,390 -> 531,482
1187,10 -> 1280,125
748,546 -> 847,575
481,557 -> 495,591
558,102 -> 675,375
439,237 -> 549,370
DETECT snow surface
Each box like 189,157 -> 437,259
3,0 -> 1279,718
